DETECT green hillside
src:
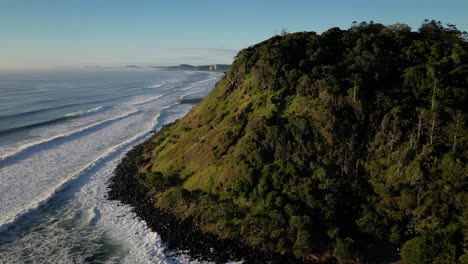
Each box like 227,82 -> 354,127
133,20 -> 467,263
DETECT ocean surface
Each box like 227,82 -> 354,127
0,68 -> 220,263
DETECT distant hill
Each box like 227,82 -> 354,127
151,64 -> 230,72
111,20 -> 467,263
120,64 -> 230,72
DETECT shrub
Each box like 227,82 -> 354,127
334,237 -> 356,262
401,236 -> 428,264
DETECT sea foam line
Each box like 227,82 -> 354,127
0,100 -> 111,120
0,106 -> 107,137
130,94 -> 164,106
0,103 -> 86,120
64,106 -> 104,118
0,111 -> 163,231
0,109 -> 140,162
147,82 -> 166,89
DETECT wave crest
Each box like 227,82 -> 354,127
147,82 -> 166,89
0,106 -> 105,136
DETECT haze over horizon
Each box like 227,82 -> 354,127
1,0 -> 467,70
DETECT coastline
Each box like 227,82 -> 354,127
107,124 -> 310,264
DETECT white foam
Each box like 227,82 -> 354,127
90,109 -> 209,264
0,72 -> 223,263
0,109 -> 140,161
130,94 -> 164,106
0,112 -> 157,229
0,108 -> 178,264
64,106 -> 104,118
148,82 -> 166,89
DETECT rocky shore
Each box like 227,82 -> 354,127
107,138 -> 312,264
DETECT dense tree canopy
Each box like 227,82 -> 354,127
134,20 -> 467,263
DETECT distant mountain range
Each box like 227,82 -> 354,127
124,64 -> 230,72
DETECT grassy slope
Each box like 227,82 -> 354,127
133,22 -> 467,263
138,75 -> 358,261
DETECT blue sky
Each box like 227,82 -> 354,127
1,0 -> 467,69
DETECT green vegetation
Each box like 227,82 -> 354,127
135,20 -> 467,262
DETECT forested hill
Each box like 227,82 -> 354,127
127,21 -> 468,263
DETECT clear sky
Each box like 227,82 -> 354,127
1,0 -> 467,70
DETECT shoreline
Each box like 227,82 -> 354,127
107,129 -> 310,264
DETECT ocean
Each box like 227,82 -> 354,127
0,68 -> 220,263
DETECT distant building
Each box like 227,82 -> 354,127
206,64 -> 229,72
209,64 -> 218,71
